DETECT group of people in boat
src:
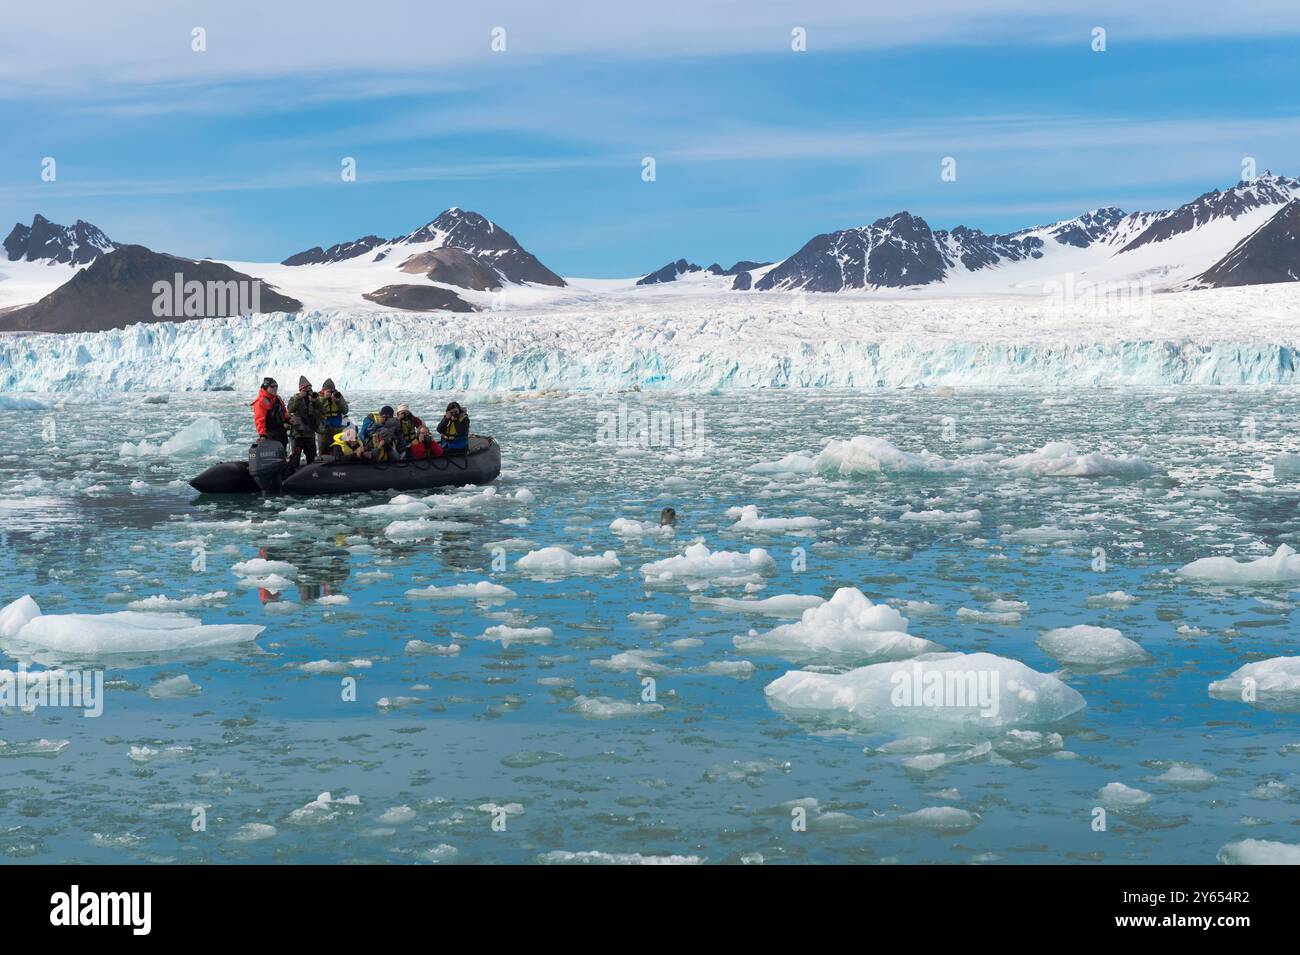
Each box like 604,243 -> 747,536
251,376 -> 471,466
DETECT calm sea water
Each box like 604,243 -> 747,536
1,387 -> 1298,864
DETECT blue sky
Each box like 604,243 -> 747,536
3,0 -> 1300,276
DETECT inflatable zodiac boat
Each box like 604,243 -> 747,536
189,436 -> 501,496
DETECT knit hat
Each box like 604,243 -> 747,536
397,404 -> 410,414
298,376 -> 311,391
322,378 -> 336,391
261,377 -> 278,390
380,405 -> 395,417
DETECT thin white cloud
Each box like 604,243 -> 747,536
4,0 -> 1300,98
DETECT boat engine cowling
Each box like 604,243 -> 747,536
248,439 -> 287,495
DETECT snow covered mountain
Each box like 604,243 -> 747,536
637,259 -> 703,285
282,207 -> 565,288
751,172 -> 1300,293
3,214 -> 116,266
1194,200 -> 1300,287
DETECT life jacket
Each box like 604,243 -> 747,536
320,392 -> 348,428
397,414 -> 423,442
331,432 -> 362,458
438,411 -> 469,449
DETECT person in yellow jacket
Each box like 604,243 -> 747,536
329,426 -> 367,460
329,426 -> 394,462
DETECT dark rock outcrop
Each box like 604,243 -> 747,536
0,245 -> 302,333
361,284 -> 477,312
4,214 -> 116,265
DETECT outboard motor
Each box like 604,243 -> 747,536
248,438 -> 288,495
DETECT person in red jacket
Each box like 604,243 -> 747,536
408,425 -> 444,460
251,377 -> 289,445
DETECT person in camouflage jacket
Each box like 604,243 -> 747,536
287,376 -> 324,468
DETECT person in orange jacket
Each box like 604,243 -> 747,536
251,377 -> 289,445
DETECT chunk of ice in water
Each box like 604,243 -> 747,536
764,651 -> 1086,733
1178,544 -> 1300,585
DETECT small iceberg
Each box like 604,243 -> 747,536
0,595 -> 262,656
765,651 -> 1086,733
1178,544 -> 1300,585
735,587 -> 940,664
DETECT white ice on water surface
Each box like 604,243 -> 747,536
803,436 -> 1154,480
765,651 -> 1086,732
1098,782 -> 1152,809
734,587 -> 941,664
640,542 -> 775,583
1037,625 -> 1152,667
725,505 -> 828,535
405,581 -> 516,600
1208,657 -> 1300,709
0,595 -> 262,655
1217,839 -> 1300,864
516,547 -> 621,576
1178,544 -> 1300,584
120,416 -> 225,457
691,593 -> 825,616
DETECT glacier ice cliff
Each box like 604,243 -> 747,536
1,300 -> 1299,392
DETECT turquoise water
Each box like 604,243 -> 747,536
1,387 -> 1299,864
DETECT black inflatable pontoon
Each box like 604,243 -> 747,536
189,435 -> 501,496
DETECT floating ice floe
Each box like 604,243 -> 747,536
230,823 -> 278,843
128,744 -> 193,763
385,518 -> 475,540
126,592 -> 229,612
591,649 -> 668,674
609,517 -> 674,539
735,587 -> 939,665
900,508 -> 981,525
0,738 -> 70,758
799,436 -> 1155,481
147,674 -> 201,699
121,416 -> 225,457
1217,839 -> 1300,864
0,394 -> 53,410
538,850 -> 703,865
1086,590 -> 1139,607
1098,781 -> 1152,809
478,625 -> 553,647
405,639 -> 460,655
1178,544 -> 1300,584
567,695 -> 664,719
0,596 -> 263,655
1037,625 -> 1152,668
516,546 -> 621,576
1272,453 -> 1300,481
1208,656 -> 1300,710
1150,763 -> 1217,789
286,791 -> 362,826
725,505 -> 828,535
691,593 -> 825,617
359,495 -> 431,518
764,651 -> 1087,732
814,436 -> 958,476
640,542 -> 774,583
1000,442 -> 1152,478
747,453 -> 816,475
406,581 -> 516,601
